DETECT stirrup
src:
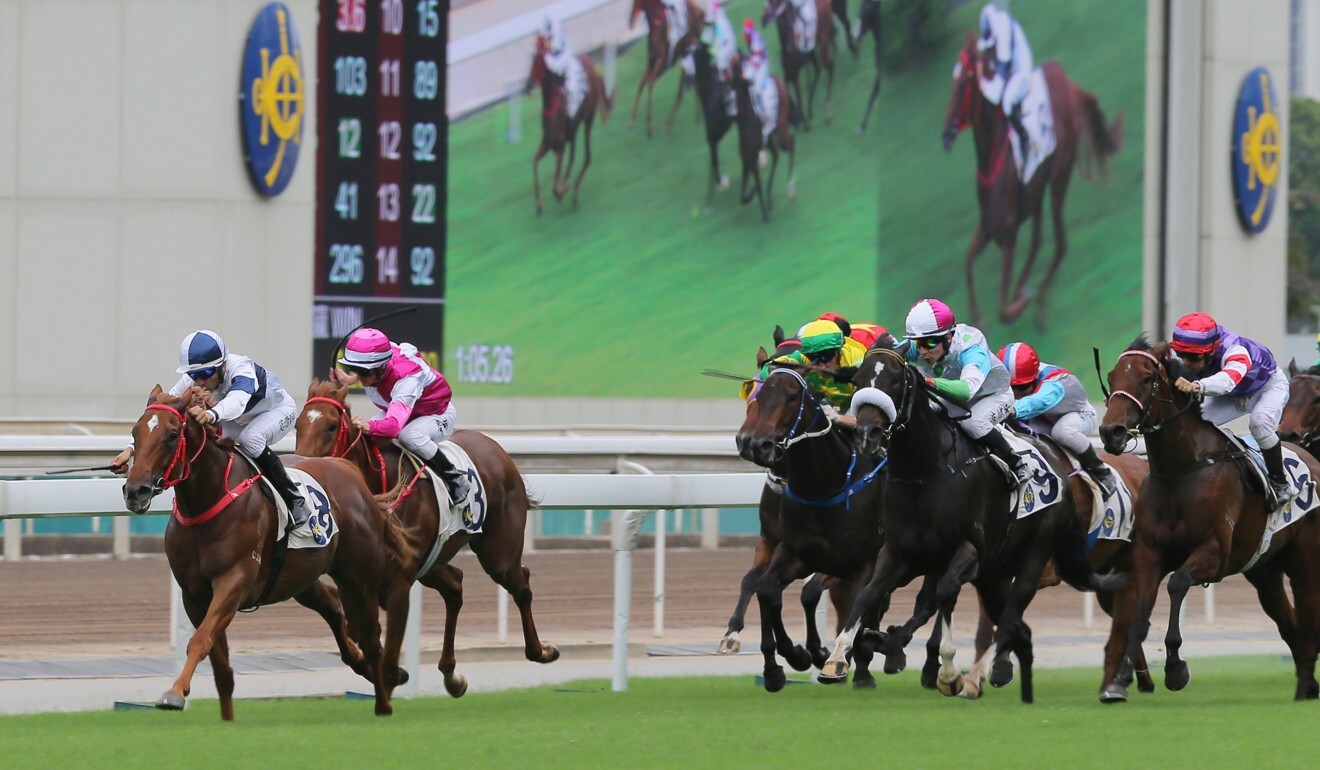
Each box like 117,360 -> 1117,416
1092,470 -> 1118,498
1272,479 -> 1296,504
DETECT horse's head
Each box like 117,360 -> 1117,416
849,346 -> 913,459
736,364 -> 824,468
296,378 -> 354,457
1099,337 -> 1191,454
1278,362 -> 1320,453
942,32 -> 984,151
123,385 -> 212,513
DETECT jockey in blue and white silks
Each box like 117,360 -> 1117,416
1170,311 -> 1293,503
742,19 -> 779,143
1000,342 -> 1117,497
977,3 -> 1033,158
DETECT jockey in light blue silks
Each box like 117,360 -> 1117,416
977,3 -> 1034,164
742,18 -> 779,144
701,0 -> 738,114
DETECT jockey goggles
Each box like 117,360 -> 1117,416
1176,351 -> 1208,363
806,349 -> 836,364
188,367 -> 219,381
913,336 -> 945,350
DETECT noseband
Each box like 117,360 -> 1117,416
764,367 -> 833,449
852,348 -> 918,446
1107,349 -> 1199,435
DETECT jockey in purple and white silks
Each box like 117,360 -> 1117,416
1170,311 -> 1294,503
742,19 -> 779,143
333,328 -> 470,505
977,3 -> 1034,161
999,342 -> 1117,497
854,298 -> 1029,485
111,329 -> 314,531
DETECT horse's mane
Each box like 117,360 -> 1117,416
306,377 -> 350,404
149,386 -> 222,441
1124,334 -> 1152,352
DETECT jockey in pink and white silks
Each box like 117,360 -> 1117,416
853,299 -> 1030,485
1169,312 -> 1294,503
742,19 -> 779,143
977,3 -> 1034,160
999,342 -> 1117,497
334,328 -> 471,505
111,329 -> 315,531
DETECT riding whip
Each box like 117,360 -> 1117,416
45,465 -> 118,475
331,306 -> 419,370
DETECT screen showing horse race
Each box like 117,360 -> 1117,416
313,0 -> 448,374
443,0 -> 1146,397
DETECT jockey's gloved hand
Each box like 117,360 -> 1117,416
832,366 -> 858,383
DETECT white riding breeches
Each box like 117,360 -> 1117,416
222,391 -> 297,458
1030,406 -> 1097,457
962,390 -> 1016,439
1200,368 -> 1289,450
396,403 -> 458,460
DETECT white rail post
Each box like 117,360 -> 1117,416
112,517 -> 131,560
604,40 -> 617,95
700,507 -> 719,549
403,581 -> 422,698
1204,582 -> 1215,624
3,518 -> 20,560
612,506 -> 653,692
170,575 -> 189,673
1083,591 -> 1094,628
616,460 -> 662,637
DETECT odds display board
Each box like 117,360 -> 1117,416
313,0 -> 447,374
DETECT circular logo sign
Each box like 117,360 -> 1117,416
239,3 -> 305,197
1231,67 -> 1281,234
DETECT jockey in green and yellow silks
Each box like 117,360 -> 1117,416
769,319 -> 864,410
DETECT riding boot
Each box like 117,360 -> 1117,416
1078,446 -> 1119,498
1262,442 -> 1295,505
1009,106 -> 1031,160
425,449 -> 472,506
253,448 -> 314,530
978,429 -> 1032,485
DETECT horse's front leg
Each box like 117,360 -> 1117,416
1103,538 -> 1165,703
995,230 -> 1021,325
571,120 -> 593,208
820,547 -> 911,683
421,563 -> 469,697
628,59 -> 656,132
158,569 -> 249,715
799,574 -> 829,667
553,143 -> 571,201
295,580 -> 370,681
1164,537 -> 1226,691
532,141 -> 548,215
209,629 -> 236,721
881,572 -> 936,675
665,68 -> 687,133
720,535 -> 774,654
1004,199 -> 1045,323
753,549 -> 812,692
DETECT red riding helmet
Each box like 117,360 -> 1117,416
997,342 -> 1040,387
1170,312 -> 1221,355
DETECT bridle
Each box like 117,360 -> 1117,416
1106,349 -> 1200,437
854,347 -> 920,448
764,367 -> 833,449
144,404 -> 209,490
304,395 -> 388,493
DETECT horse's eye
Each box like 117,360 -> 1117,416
167,430 -> 179,442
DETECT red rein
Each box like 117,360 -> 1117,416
144,404 -> 261,527
305,396 -> 389,493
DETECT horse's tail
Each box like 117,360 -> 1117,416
382,508 -> 420,570
1076,89 -> 1125,185
1049,502 -> 1127,594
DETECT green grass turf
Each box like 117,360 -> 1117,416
1,656 -> 1311,768
446,0 -> 1146,398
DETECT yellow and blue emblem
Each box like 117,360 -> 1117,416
240,3 -> 304,197
1231,67 -> 1280,234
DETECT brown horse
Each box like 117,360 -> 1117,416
628,0 -> 705,138
1279,360 -> 1320,457
527,39 -> 613,215
942,33 -> 1124,327
122,387 -> 415,719
856,0 -> 883,134
731,59 -> 796,221
1099,338 -> 1320,701
295,380 -> 559,696
763,0 -> 835,130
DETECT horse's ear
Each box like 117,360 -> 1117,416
148,384 -> 163,405
336,382 -> 350,402
1290,358 -> 1300,378
307,377 -> 322,397
773,325 -> 786,346
756,346 -> 769,367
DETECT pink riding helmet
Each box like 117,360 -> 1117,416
338,328 -> 393,369
904,299 -> 956,339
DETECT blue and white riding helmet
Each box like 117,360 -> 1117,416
176,330 -> 227,374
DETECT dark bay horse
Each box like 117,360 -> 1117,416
856,0 -> 883,134
527,39 -> 613,215
1279,360 -> 1320,457
122,387 -> 415,719
822,346 -> 1110,702
296,380 -> 559,697
763,0 -> 834,130
731,64 -> 796,221
628,0 -> 705,137
943,33 -> 1124,327
692,40 -> 735,205
1099,338 -> 1320,702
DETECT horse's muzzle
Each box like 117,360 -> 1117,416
122,481 -> 160,514
735,433 -> 783,468
1099,424 -> 1129,456
856,425 -> 888,460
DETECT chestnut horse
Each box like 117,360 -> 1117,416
763,0 -> 835,130
122,387 -> 415,719
527,39 -> 613,215
1099,338 -> 1320,702
943,33 -> 1124,327
731,61 -> 796,221
295,380 -> 559,697
1279,360 -> 1320,457
628,0 -> 705,138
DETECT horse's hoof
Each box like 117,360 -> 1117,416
785,645 -> 813,672
1165,661 -> 1190,691
763,666 -> 787,693
990,660 -> 1014,688
1099,683 -> 1129,703
882,648 -> 907,675
957,681 -> 982,700
539,644 -> 561,664
852,673 -> 876,690
1137,675 -> 1156,694
937,673 -> 965,698
444,674 -> 469,698
375,702 -> 394,717
817,659 -> 848,683
786,179 -> 797,201
155,691 -> 186,711
717,636 -> 741,655
395,668 -> 410,687
921,661 -> 940,690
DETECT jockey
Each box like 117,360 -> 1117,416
332,328 -> 471,505
811,312 -> 889,359
787,0 -> 818,53
701,0 -> 737,82
998,342 -> 1117,497
539,14 -> 573,77
901,299 -> 1030,484
741,19 -> 779,144
110,330 -> 314,532
763,318 -> 863,411
1170,312 -> 1294,503
977,2 -> 1034,159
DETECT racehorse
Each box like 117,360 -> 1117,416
730,62 -> 796,221
122,387 -> 415,719
1279,360 -> 1320,457
820,345 -> 1111,702
763,0 -> 835,130
856,0 -> 883,134
527,38 -> 613,215
692,40 -> 735,205
1098,338 -> 1320,702
628,0 -> 705,138
942,32 -> 1124,327
295,380 -> 559,697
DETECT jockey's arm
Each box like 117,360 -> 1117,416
367,373 -> 425,438
1014,380 -> 1065,421
209,361 -> 260,423
1195,345 -> 1252,397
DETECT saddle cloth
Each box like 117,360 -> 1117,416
994,427 -> 1067,520
400,441 -> 487,538
1224,432 -> 1317,570
1062,453 -> 1136,548
237,453 -> 337,550
1010,68 -> 1056,183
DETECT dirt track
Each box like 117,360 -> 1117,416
0,547 -> 1279,661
